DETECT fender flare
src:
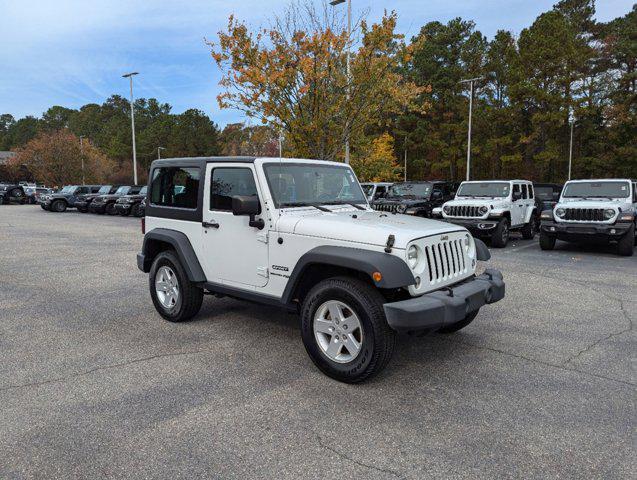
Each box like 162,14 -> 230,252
474,238 -> 491,261
138,228 -> 206,283
281,245 -> 415,304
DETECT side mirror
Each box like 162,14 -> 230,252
232,195 -> 264,229
432,191 -> 443,200
512,191 -> 522,201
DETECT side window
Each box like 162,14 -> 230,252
512,184 -> 521,200
210,168 -> 258,211
633,183 -> 637,203
150,167 -> 200,209
78,187 -> 90,194
528,184 -> 534,199
521,184 -> 528,199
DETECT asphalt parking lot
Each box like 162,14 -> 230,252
0,205 -> 634,479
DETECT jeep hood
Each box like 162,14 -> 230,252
445,198 -> 509,207
277,209 -> 467,249
556,198 -> 629,209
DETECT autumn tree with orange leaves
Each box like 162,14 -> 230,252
10,130 -> 114,186
208,1 -> 426,161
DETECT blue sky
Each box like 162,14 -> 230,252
0,0 -> 632,126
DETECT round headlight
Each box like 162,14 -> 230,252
479,205 -> 489,215
398,205 -> 407,213
604,209 -> 615,220
407,245 -> 419,269
443,205 -> 451,214
556,208 -> 566,218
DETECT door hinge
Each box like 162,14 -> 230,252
257,232 -> 268,244
257,266 -> 269,278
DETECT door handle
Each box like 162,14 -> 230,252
202,220 -> 219,229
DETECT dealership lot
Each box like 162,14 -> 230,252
0,205 -> 634,479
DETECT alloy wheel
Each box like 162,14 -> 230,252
313,300 -> 363,363
155,266 -> 180,310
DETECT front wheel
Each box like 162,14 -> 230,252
51,200 -> 67,212
491,218 -> 510,248
539,232 -> 556,250
149,251 -> 203,322
617,224 -> 635,256
300,277 -> 395,383
105,202 -> 117,215
131,203 -> 143,217
437,310 -> 479,333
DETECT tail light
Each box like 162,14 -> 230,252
141,217 -> 145,234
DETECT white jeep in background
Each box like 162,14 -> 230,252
540,179 -> 637,256
432,180 -> 538,247
137,157 -> 505,383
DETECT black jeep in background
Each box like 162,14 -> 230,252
534,183 -> 563,212
371,181 -> 457,217
45,185 -> 102,212
114,186 -> 147,217
89,185 -> 144,215
0,183 -> 26,205
75,185 -> 121,213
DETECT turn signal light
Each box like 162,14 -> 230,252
372,271 -> 382,282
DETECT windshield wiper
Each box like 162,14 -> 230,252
320,201 -> 366,210
279,201 -> 331,212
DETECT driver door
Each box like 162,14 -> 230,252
201,164 -> 269,288
511,183 -> 525,226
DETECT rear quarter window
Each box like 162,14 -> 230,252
150,167 -> 200,209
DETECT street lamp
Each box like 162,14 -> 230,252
459,76 -> 483,181
568,108 -> 575,180
122,72 -> 139,184
157,146 -> 165,160
330,0 -> 351,164
79,135 -> 86,185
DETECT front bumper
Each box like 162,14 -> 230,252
438,217 -> 500,235
114,203 -> 132,213
541,220 -> 633,241
383,269 -> 505,334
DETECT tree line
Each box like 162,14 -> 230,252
1,0 -> 635,185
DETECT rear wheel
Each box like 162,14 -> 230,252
617,224 -> 634,256
300,277 -> 395,383
131,203 -> 143,217
521,214 -> 538,239
438,310 -> 479,333
51,200 -> 67,212
149,251 -> 203,322
539,232 -> 556,250
491,218 -> 510,248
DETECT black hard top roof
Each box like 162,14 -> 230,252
150,156 -> 257,168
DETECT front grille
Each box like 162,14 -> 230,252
372,203 -> 399,213
563,208 -> 606,222
423,237 -> 468,285
447,205 -> 482,217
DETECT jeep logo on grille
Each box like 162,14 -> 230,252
441,235 -> 449,241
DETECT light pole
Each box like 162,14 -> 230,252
404,137 -> 407,181
157,146 -> 165,160
122,72 -> 139,184
459,76 -> 483,181
330,0 -> 351,164
79,135 -> 85,185
568,109 -> 575,180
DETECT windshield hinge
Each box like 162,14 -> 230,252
385,234 -> 395,253
256,232 -> 268,244
257,266 -> 268,278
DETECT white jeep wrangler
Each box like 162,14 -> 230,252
539,179 -> 637,256
432,180 -> 538,247
137,157 -> 505,382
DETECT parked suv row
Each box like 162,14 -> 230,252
40,184 -> 147,217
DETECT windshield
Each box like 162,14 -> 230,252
139,186 -> 147,195
387,183 -> 431,198
562,181 -> 630,199
457,182 -> 510,198
263,163 -> 366,207
60,186 -> 76,193
361,184 -> 374,195
98,186 -> 112,194
534,186 -> 557,200
114,186 -> 131,195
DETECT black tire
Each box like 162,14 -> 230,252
131,203 -> 142,217
300,276 -> 395,383
521,214 -> 538,239
78,206 -> 88,213
491,217 -> 510,248
51,200 -> 67,212
119,207 -> 130,216
437,310 -> 480,334
8,188 -> 23,199
105,202 -> 117,215
617,224 -> 634,257
539,231 -> 556,250
149,250 -> 203,322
